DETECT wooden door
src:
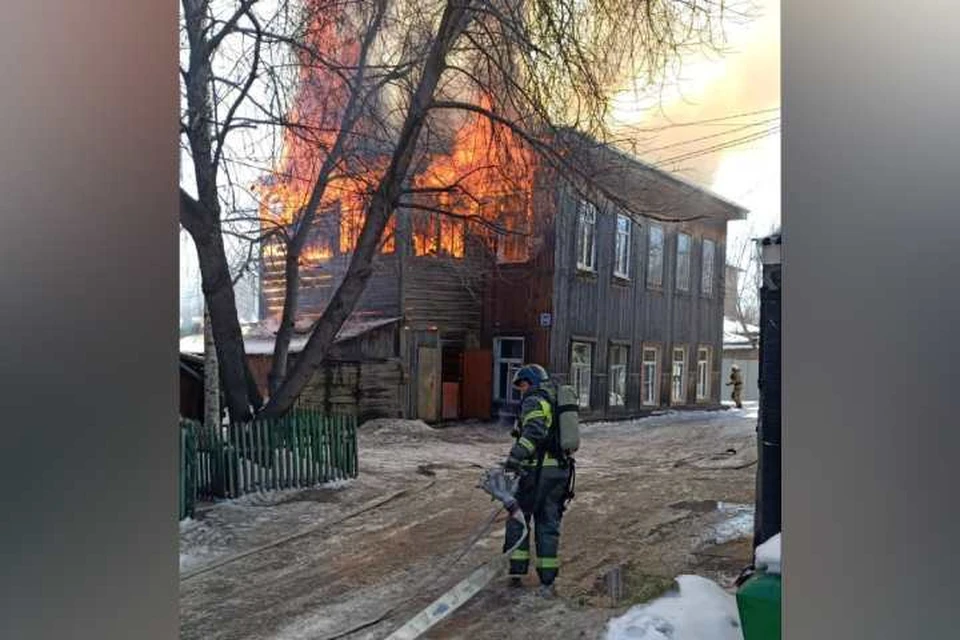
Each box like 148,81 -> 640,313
417,347 -> 441,422
461,349 -> 493,420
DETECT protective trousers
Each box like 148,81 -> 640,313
504,465 -> 570,586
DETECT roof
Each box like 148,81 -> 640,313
759,232 -> 782,245
723,317 -> 759,349
179,316 -> 401,356
179,353 -> 204,380
556,129 -> 749,223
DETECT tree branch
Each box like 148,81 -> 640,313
207,0 -> 259,53
213,7 -> 262,170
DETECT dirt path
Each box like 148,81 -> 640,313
180,405 -> 758,640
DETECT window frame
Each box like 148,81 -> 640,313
671,345 -> 687,404
696,346 -> 712,402
613,214 -> 632,280
701,238 -> 716,296
642,346 -> 661,406
571,341 -> 594,408
493,336 -> 525,403
676,232 -> 692,292
646,225 -> 665,288
576,200 -> 598,272
608,344 -> 629,408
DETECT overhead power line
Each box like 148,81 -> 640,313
621,107 -> 781,132
657,125 -> 780,165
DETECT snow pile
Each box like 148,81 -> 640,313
360,418 -> 436,437
605,575 -> 743,640
755,533 -> 781,575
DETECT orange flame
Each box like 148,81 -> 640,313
256,1 -> 537,291
412,95 -> 537,261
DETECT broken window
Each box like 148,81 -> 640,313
339,197 -> 364,254
380,216 -> 396,254
412,193 -> 465,258
496,195 -> 530,264
439,215 -> 465,257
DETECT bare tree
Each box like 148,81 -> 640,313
179,0 -> 748,420
180,0 -> 269,421
255,0 -> 743,417
727,228 -> 761,347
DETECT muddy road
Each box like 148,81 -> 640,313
180,405 -> 758,640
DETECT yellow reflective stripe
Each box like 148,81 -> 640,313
521,399 -> 554,426
518,437 -> 536,453
521,409 -> 547,425
511,549 -> 531,561
536,557 -> 559,569
520,455 -> 559,467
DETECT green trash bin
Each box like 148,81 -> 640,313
736,570 -> 781,640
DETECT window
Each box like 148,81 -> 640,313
696,347 -> 712,401
571,342 -> 593,408
614,215 -> 632,279
496,195 -> 530,264
412,206 -> 465,258
642,347 -> 660,406
576,200 -> 597,271
493,337 -> 525,402
676,233 -> 692,292
647,225 -> 664,287
701,239 -> 716,295
339,198 -> 364,253
671,346 -> 687,404
608,345 -> 628,407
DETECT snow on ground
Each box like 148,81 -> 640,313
604,575 -> 744,640
710,503 -> 756,545
179,479 -> 356,573
585,402 -> 759,432
755,533 -> 781,574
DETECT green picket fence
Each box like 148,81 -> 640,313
179,410 -> 358,520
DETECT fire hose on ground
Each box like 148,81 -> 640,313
381,466 -> 527,640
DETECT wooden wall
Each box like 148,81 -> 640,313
549,182 -> 729,419
246,323 -> 403,422
259,209 -> 402,322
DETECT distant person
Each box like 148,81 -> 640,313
726,365 -> 744,409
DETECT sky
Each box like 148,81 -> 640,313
180,0 -> 781,329
609,0 -> 781,262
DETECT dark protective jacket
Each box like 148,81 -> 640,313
507,381 -> 561,468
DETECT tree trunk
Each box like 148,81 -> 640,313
203,306 -> 221,429
181,0 -> 261,421
260,0 -> 472,418
191,219 -> 260,422
268,0 -> 389,394
268,248 -> 301,394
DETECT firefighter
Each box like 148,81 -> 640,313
726,364 -> 744,409
502,364 -> 570,598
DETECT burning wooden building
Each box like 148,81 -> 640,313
250,113 -> 746,423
